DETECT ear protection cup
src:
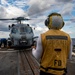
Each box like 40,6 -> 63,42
45,17 -> 49,26
62,21 -> 65,27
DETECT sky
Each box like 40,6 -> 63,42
0,0 -> 75,38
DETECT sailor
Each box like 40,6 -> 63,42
32,12 -> 72,75
1,38 -> 7,48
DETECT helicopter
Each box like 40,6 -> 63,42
0,17 -> 37,49
0,14 -> 74,49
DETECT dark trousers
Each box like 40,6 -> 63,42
40,70 -> 66,75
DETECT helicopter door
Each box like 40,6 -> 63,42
11,27 -> 18,45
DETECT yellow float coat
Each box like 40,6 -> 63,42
40,29 -> 71,75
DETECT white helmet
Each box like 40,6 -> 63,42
45,13 -> 65,29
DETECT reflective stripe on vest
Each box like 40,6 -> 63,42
40,66 -> 67,72
46,35 -> 68,40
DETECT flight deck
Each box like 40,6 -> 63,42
0,48 -> 75,75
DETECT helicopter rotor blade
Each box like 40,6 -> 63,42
0,17 -> 31,21
0,17 -> 75,22
0,18 -> 18,20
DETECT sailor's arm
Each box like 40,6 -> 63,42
68,39 -> 73,60
32,35 -> 43,62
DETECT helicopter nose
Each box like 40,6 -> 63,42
19,36 -> 27,45
21,35 -> 26,39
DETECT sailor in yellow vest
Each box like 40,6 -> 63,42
32,12 -> 72,75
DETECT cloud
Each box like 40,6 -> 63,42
0,6 -> 7,18
59,3 -> 73,16
28,0 -> 57,17
0,21 -> 11,32
27,0 -> 73,18
0,5 -> 28,33
65,21 -> 72,26
0,5 -> 28,19
6,6 -> 28,18
0,31 -> 9,38
1,0 -> 29,8
12,0 -> 28,8
1,0 -> 10,5
34,26 -> 48,36
61,29 -> 72,34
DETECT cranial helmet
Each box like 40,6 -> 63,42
45,12 -> 65,29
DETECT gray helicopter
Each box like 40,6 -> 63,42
0,17 -> 36,49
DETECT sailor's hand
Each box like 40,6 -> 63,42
31,46 -> 36,49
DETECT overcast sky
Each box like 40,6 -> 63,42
0,0 -> 75,38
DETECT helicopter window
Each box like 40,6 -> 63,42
20,27 -> 32,33
27,27 -> 33,33
20,27 -> 25,32
11,28 -> 18,33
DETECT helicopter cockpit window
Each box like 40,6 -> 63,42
11,28 -> 18,33
27,27 -> 32,33
20,27 -> 25,33
20,26 -> 32,33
